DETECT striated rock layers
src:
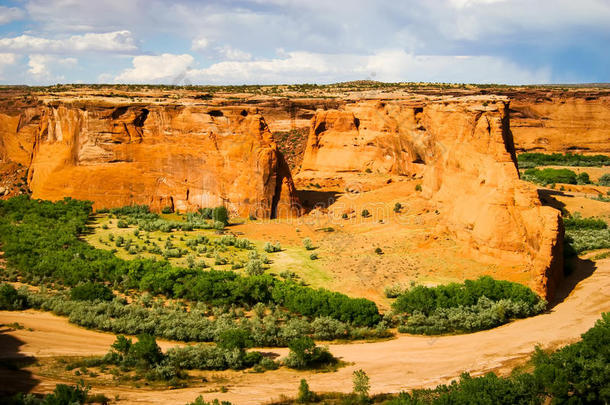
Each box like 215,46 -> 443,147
0,98 -> 300,218
300,98 -> 563,299
509,93 -> 610,153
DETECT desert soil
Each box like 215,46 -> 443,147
1,257 -> 608,405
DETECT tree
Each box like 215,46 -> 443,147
0,283 -> 28,310
216,329 -> 252,350
212,206 -> 229,225
297,379 -> 315,403
70,282 -> 114,302
353,369 -> 370,400
128,334 -> 164,366
284,337 -> 335,369
393,202 -> 402,213
361,209 -> 370,218
111,335 -> 133,356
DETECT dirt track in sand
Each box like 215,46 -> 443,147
1,258 -> 609,404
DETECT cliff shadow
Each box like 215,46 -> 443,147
0,324 -> 39,398
549,256 -> 596,308
537,189 -> 568,213
296,190 -> 341,212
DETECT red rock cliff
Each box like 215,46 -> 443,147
0,97 -> 300,218
300,97 -> 563,299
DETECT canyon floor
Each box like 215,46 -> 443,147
1,175 -> 609,404
0,255 -> 608,405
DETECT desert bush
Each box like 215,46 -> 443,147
264,242 -> 281,253
297,379 -> 316,403
117,219 -> 128,228
576,172 -> 591,185
565,228 -> 610,253
302,238 -> 314,250
598,173 -> 610,186
392,276 -> 546,334
563,213 -> 607,230
70,282 -> 114,302
212,206 -> 229,225
522,168 -> 578,185
0,283 -> 29,310
283,337 -> 336,369
517,152 -> 610,168
390,313 -> 610,404
0,196 -> 381,326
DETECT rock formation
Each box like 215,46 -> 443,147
299,98 -> 564,299
509,92 -> 610,153
0,94 -> 300,218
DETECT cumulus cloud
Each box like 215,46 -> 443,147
26,54 -> 78,82
0,6 -> 25,25
0,31 -> 137,54
0,53 -> 18,79
217,46 -> 252,61
114,53 -> 194,83
2,0 -> 608,83
191,37 -> 209,51
185,49 -> 550,85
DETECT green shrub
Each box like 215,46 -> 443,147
297,379 -> 315,403
393,202 -> 402,213
117,219 -> 128,228
517,152 -> 610,168
563,213 -> 607,230
393,276 -> 545,334
0,196 -> 380,326
283,337 -> 336,369
522,168 -> 578,185
309,253 -> 319,260
415,184 -> 422,192
598,173 -> 610,186
161,206 -> 173,214
212,206 -> 229,225
70,282 -> 114,302
302,238 -> 314,250
375,247 -> 383,255
361,209 -> 370,217
565,229 -> 610,253
352,369 -> 370,399
0,283 -> 29,310
576,172 -> 591,185
264,242 -> 281,253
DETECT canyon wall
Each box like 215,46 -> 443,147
0,97 -> 300,218
509,92 -> 610,153
299,98 -> 564,299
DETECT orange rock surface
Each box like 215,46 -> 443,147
0,96 -> 300,218
299,97 -> 564,299
510,92 -> 610,153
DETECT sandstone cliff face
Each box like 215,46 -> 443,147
299,98 -> 563,299
0,98 -> 300,218
509,93 -> 610,153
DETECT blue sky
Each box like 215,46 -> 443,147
0,0 -> 608,85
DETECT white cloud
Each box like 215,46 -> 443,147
114,53 -> 194,83
27,54 -> 78,80
0,6 -> 25,25
0,53 -> 18,79
0,31 -> 137,54
185,49 -> 550,85
217,45 -> 252,61
448,0 -> 506,8
191,37 -> 209,51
